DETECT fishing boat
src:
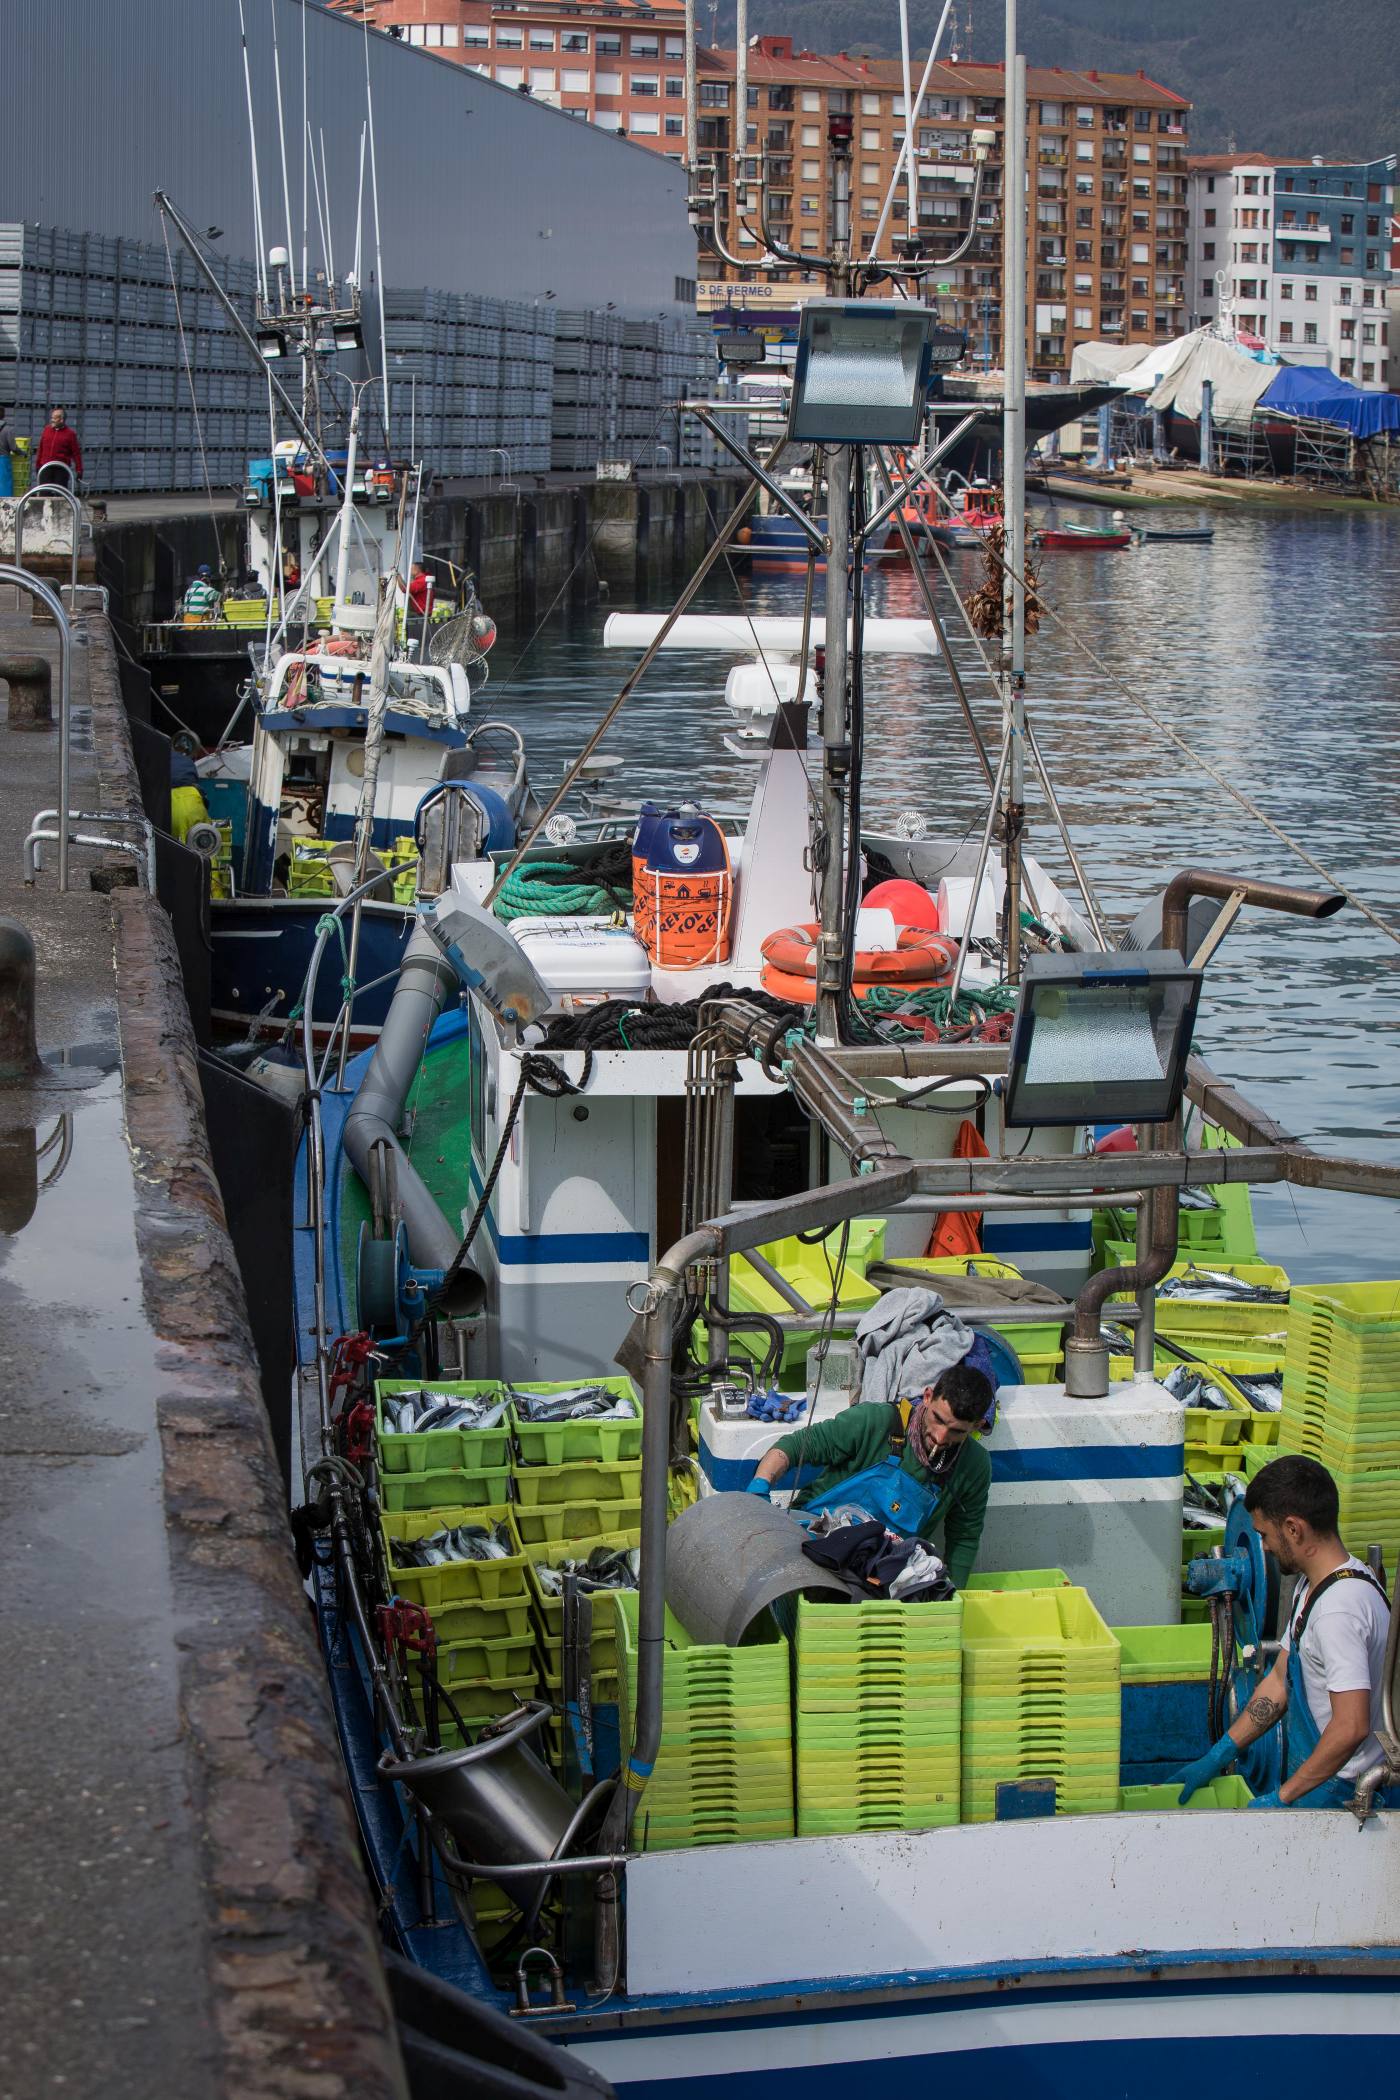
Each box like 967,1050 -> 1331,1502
1134,526 -> 1216,544
149,199 -> 532,1047
924,480 -> 1003,549
270,4 -> 1400,2088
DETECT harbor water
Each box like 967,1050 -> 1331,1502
480,501 -> 1400,1280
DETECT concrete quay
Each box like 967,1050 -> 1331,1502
0,591 -> 408,2098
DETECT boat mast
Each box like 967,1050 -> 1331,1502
814,127 -> 855,1045
1000,15 -> 1029,981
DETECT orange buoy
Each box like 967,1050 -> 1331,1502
760,921 -> 957,987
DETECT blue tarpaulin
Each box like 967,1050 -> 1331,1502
1258,365 -> 1400,440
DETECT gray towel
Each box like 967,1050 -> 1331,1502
854,1286 -> 975,1407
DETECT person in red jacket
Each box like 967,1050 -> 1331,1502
36,407 -> 83,488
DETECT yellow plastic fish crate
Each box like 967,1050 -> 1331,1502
381,1504 -> 529,1612
287,837 -> 340,897
1119,1777 -> 1253,1812
437,1630 -> 538,1688
512,1500 -> 641,1548
375,1378 -> 512,1475
960,1587 -> 1121,1679
1110,1623 -> 1213,1685
513,1458 -> 643,1509
379,1463 -> 513,1513
507,1378 -> 642,1467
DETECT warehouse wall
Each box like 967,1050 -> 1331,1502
1,0 -> 694,316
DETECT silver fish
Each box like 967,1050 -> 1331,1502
1231,1373 -> 1283,1413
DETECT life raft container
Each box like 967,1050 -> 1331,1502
760,920 -> 958,988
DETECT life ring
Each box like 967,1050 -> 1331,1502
760,962 -> 953,1006
760,920 -> 957,986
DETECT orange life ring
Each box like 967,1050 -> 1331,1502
760,920 -> 957,986
760,962 -> 953,1006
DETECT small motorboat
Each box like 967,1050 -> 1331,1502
1133,526 -> 1216,543
1033,522 -> 1132,550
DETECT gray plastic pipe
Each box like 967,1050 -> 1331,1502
343,923 -> 484,1313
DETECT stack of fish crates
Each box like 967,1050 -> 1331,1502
613,1591 -> 794,1852
959,1588 -> 1121,1821
1278,1282 -> 1400,1570
550,310 -> 717,471
508,1376 -> 642,1762
382,289 -> 555,479
794,1597 -> 962,1835
376,1381 -> 537,1723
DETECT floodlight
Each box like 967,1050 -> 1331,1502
1002,949 -> 1201,1129
790,302 -> 962,445
333,320 -> 364,352
255,328 -> 285,361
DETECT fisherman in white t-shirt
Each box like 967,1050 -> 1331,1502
1172,1454 -> 1392,1811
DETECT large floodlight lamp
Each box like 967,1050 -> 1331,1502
1003,950 -> 1202,1130
790,301 -> 957,445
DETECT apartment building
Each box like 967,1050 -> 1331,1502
331,10 -> 1191,378
1188,152 -> 1396,389
332,0 -> 693,142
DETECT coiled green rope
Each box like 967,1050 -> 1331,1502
492,859 -> 630,922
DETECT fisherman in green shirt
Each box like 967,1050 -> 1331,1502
744,1361 -> 996,1590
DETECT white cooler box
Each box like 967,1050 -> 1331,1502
507,915 -> 652,999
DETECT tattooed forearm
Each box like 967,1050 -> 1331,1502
1246,1694 -> 1285,1728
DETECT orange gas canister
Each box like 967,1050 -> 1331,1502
642,809 -> 732,970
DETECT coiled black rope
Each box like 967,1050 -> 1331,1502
541,982 -> 805,1054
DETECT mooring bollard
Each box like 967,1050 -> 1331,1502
0,918 -> 41,1079
1,653 -> 53,731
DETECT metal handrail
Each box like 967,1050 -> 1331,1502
0,564 -> 75,889
31,459 -> 77,493
13,484 -> 84,604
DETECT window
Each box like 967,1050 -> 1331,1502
1076,141 -> 1095,162
1076,105 -> 1094,126
1201,280 -> 1213,301
1340,357 -> 1355,376
1238,243 -> 1256,262
1074,305 -> 1093,327
1076,207 -> 1095,228
861,93 -> 881,114
1363,322 -> 1376,344
630,33 -> 658,56
1304,282 -> 1317,301
1074,273 -> 1093,292
495,27 -> 522,48
860,196 -> 878,217
464,24 -> 489,45
861,127 -> 880,149
699,81 -> 728,107
562,69 -> 589,92
1203,208 -> 1216,226
1243,176 -> 1258,194
802,158 -> 819,178
1039,102 -> 1063,124
1363,287 -> 1375,306
1238,278 -> 1257,298
664,114 -> 683,136
422,25 -> 440,45
596,34 -> 621,55
1340,318 -> 1356,340
529,67 -> 554,89
861,163 -> 881,186
1131,310 -> 1148,329
1206,175 -> 1216,192
661,75 -> 682,97
495,64 -> 523,86
596,72 -> 622,94
801,124 -> 820,145
1076,175 -> 1095,195
1341,249 -> 1355,265
630,75 -> 659,98
665,36 -> 683,57
1340,284 -> 1352,302
1341,214 -> 1354,233
1133,144 -> 1151,163
529,29 -> 554,51
1278,320 -> 1293,341
1131,241 -> 1149,262
1366,251 -> 1379,270
1362,362 -> 1375,381
1281,176 -> 1293,191
802,91 -> 821,111
631,111 -> 660,133
1368,215 -> 1381,236
1075,241 -> 1093,261
1280,281 -> 1293,299
800,196 -> 818,215
1303,321 -> 1317,343
1135,108 -> 1151,130
440,24 -> 457,45
801,230 -> 819,249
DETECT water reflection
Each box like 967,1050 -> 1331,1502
484,503 -> 1400,1278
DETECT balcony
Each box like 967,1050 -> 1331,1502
1035,272 -> 1064,295
1102,144 -> 1127,169
1036,241 -> 1066,264
1100,242 -> 1122,266
1038,149 -> 1069,167
1277,221 -> 1331,241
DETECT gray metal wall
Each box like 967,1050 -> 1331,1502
1,0 -> 693,317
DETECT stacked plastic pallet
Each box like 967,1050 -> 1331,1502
795,1597 -> 962,1835
959,1588 -> 1121,1822
550,309 -> 717,472
381,288 -> 555,478
614,1591 -> 794,1852
0,222 -> 262,492
1278,1282 -> 1400,1570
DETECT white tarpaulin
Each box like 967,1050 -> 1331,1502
1113,332 -> 1196,396
1147,333 -> 1276,431
1069,342 -> 1146,385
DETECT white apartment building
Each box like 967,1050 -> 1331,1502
1188,151 -> 1395,390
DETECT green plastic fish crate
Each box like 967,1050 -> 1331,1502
512,1499 -> 641,1548
431,1676 -> 540,1742
960,1588 -> 1121,1678
1111,1623 -> 1213,1685
1119,1776 -> 1254,1812
507,1378 -> 642,1467
965,1568 -> 1071,1591
1286,1280 -> 1400,1369
379,1462 -> 513,1513
438,1630 -> 539,1688
522,1530 -> 635,1662
381,1504 -> 530,1611
984,1319 -> 1065,1385
1181,1525 -> 1225,1563
376,1378 -> 512,1475
513,1457 -> 643,1509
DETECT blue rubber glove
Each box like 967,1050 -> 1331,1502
1170,1734 -> 1236,1806
744,1473 -> 773,1498
1246,1787 -> 1284,1810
